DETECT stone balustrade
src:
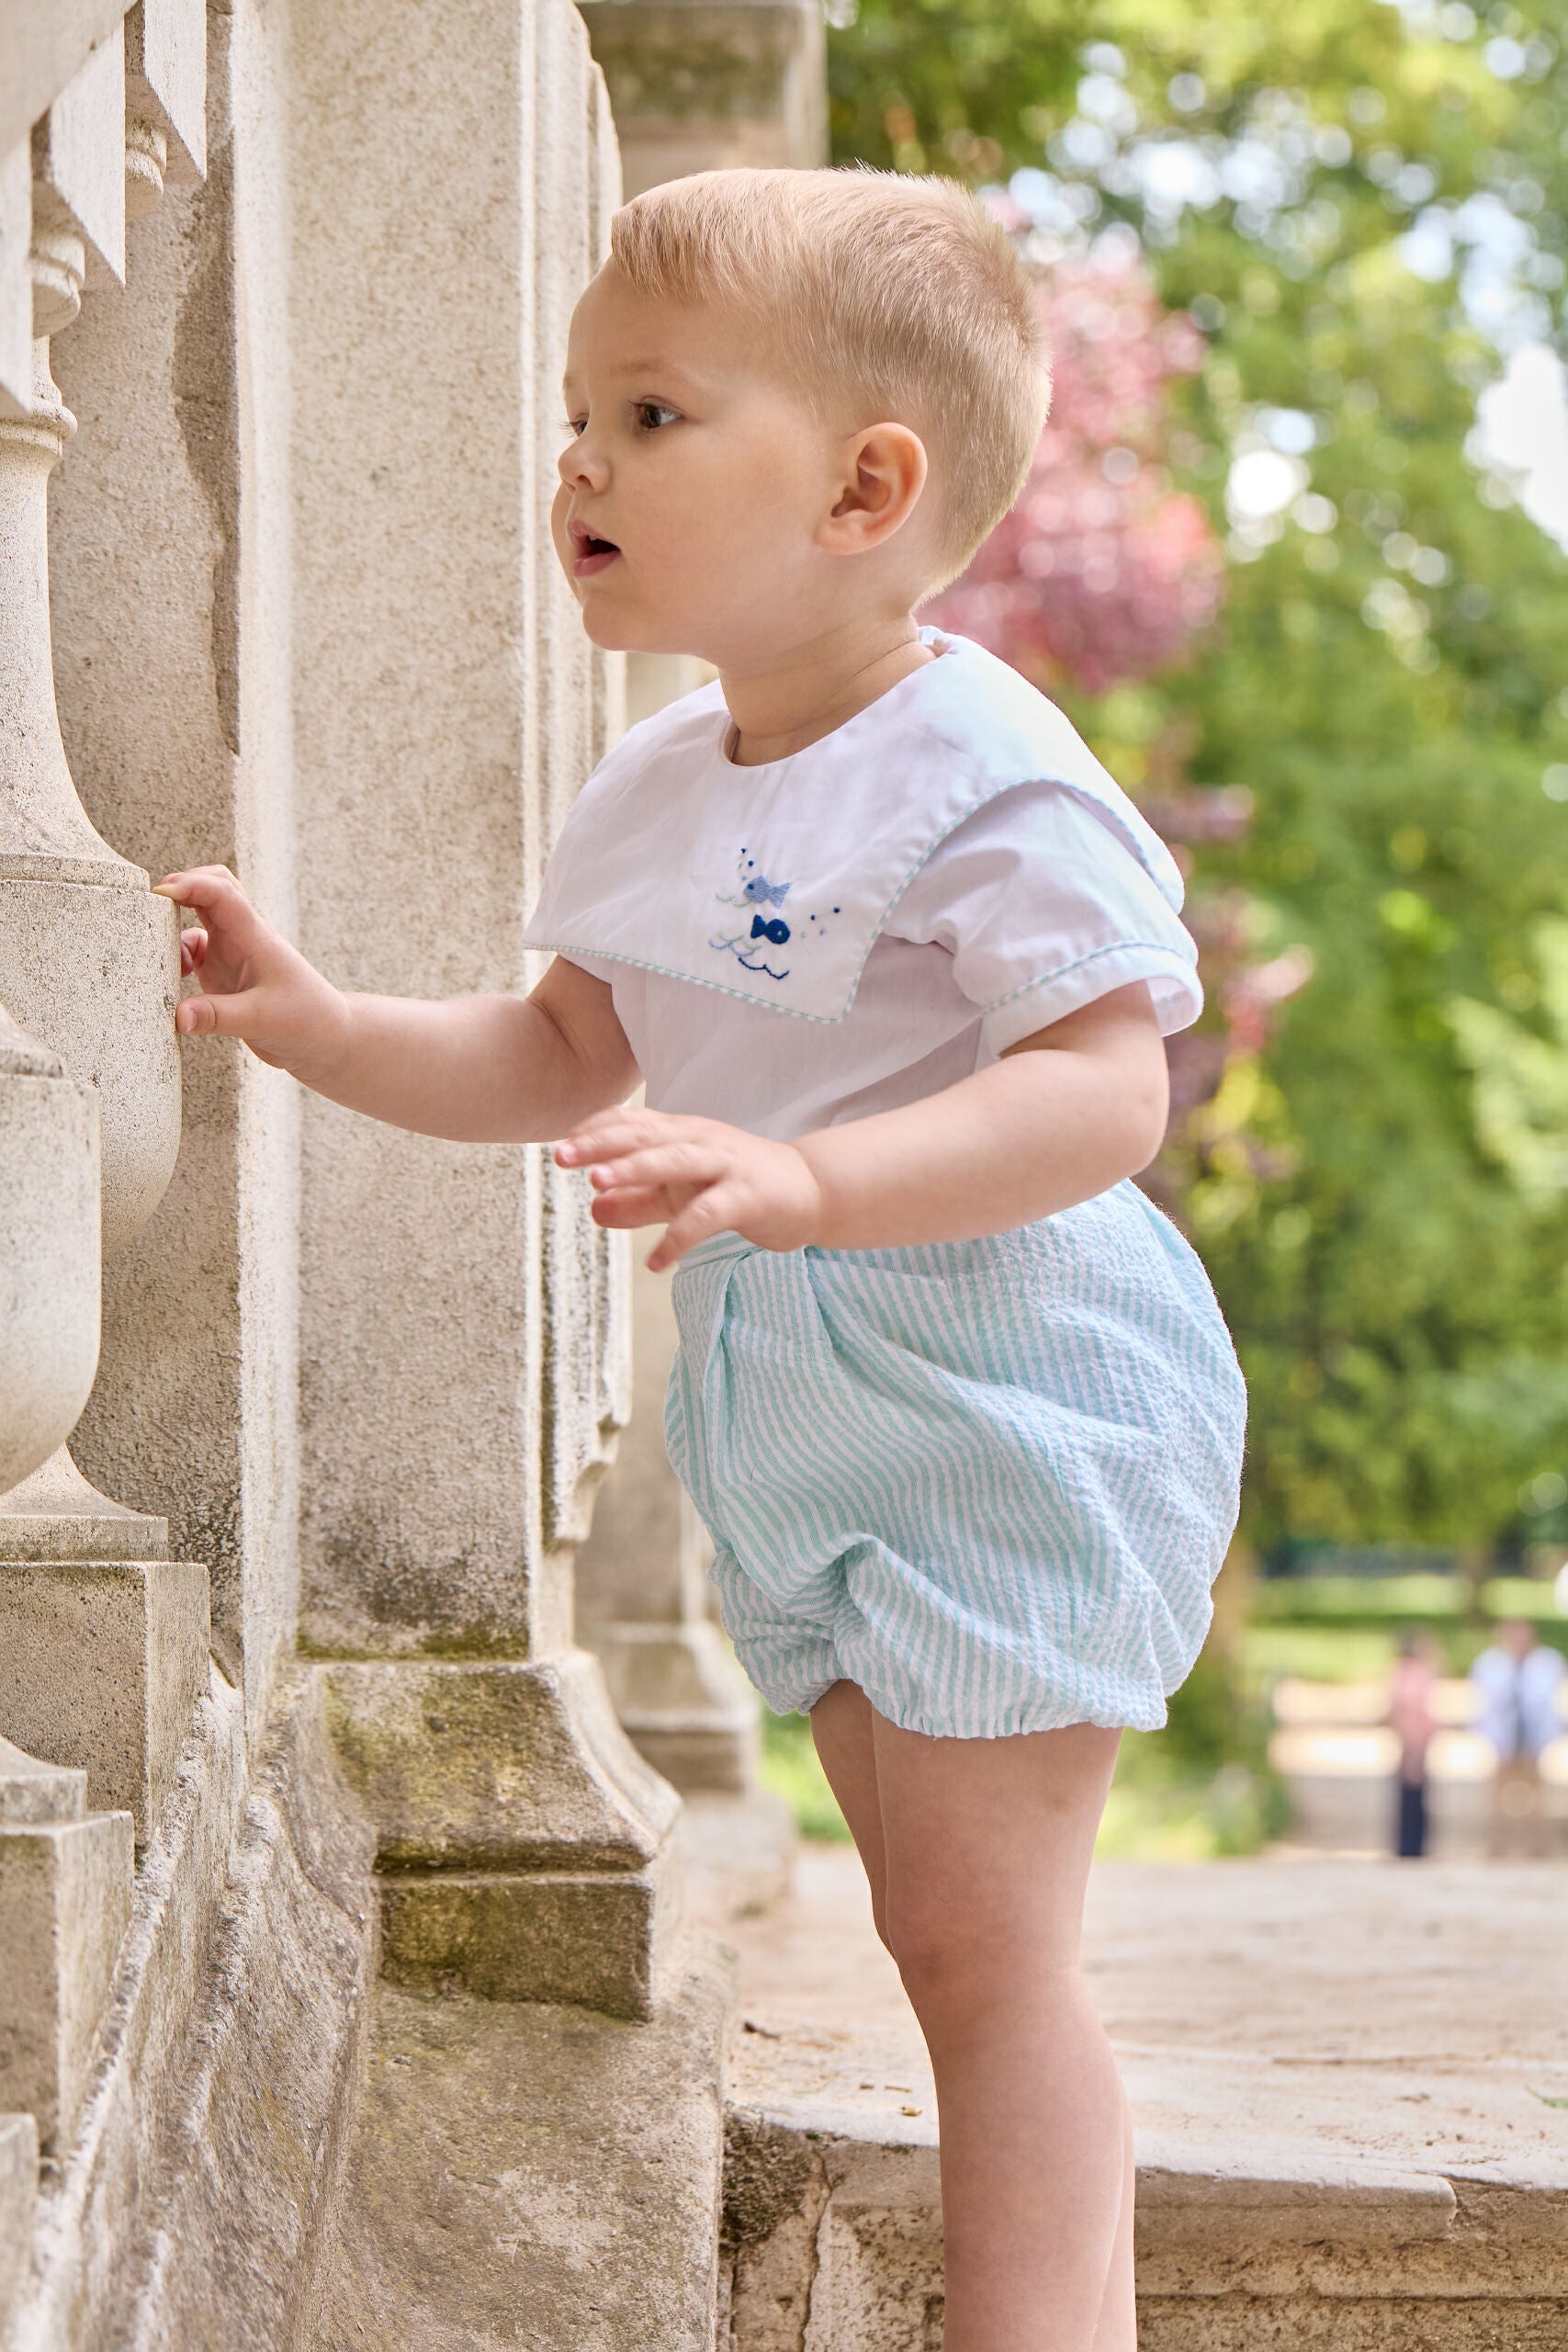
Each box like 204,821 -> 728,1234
0,0 -> 211,1874
0,1003 -> 132,2181
0,0 -> 211,2296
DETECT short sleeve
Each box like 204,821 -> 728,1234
552,949 -> 620,987
885,780 -> 1202,1055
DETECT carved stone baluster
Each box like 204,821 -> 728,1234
123,0 -> 206,220
0,36 -> 209,1842
0,1009 -> 133,2177
0,1005 -> 98,1498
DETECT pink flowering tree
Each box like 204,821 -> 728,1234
933,258 -> 1224,692
931,250 -> 1307,1219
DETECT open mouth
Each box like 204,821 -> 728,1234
569,518 -> 621,578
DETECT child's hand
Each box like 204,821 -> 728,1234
153,866 -> 350,1080
556,1108 -> 824,1271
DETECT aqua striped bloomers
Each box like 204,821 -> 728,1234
664,1180 -> 1247,1741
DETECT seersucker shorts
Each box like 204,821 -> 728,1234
664,1181 -> 1247,1741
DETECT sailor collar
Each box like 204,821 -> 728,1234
524,628 -> 1185,1025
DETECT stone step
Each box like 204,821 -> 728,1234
719,1849 -> 1568,2350
312,1933 -> 733,2352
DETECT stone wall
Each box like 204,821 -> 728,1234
0,5 -> 668,2342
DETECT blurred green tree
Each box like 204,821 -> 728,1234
830,0 -> 1568,1557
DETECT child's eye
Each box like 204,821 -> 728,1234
561,416 -> 587,438
635,401 -> 681,433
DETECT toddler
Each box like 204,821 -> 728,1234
159,167 -> 1246,2351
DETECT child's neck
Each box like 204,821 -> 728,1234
718,615 -> 932,766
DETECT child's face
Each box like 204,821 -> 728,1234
554,265 -> 874,665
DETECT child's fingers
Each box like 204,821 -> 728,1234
587,1182 -> 670,1228
586,1139 -> 724,1192
647,1183 -> 740,1270
558,1108 -> 698,1167
178,927 -> 209,975
153,867 -> 268,948
175,988 -> 262,1039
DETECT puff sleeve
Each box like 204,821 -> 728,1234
884,780 -> 1202,1056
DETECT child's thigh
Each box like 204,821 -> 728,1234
870,1713 -> 1121,1973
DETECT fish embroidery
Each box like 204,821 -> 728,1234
707,851 -> 840,984
710,854 -> 795,978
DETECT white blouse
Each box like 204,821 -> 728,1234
524,630 -> 1201,1144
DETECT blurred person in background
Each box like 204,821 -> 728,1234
1388,1629 -> 1439,1860
1470,1619 -> 1565,1859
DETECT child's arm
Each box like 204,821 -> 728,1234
558,980 -> 1168,1269
155,866 -> 637,1142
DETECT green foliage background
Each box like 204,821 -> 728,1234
829,0 -> 1568,1559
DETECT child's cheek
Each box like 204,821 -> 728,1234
548,484 -> 574,578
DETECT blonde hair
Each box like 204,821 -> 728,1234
609,167 -> 1049,586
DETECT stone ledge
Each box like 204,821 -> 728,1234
378,1848 -> 683,2020
724,2098 -> 1568,2351
322,1651 -> 681,1871
717,1850 -> 1568,2348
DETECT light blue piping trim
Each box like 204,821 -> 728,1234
536,770 -> 1189,1027
977,940 -> 1198,1019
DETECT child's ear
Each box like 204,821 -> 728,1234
818,422 -> 929,555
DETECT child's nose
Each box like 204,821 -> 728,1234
558,435 -> 608,491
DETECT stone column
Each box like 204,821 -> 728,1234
568,0 -> 826,1806
285,0 -> 677,2018
579,0 -> 828,198
0,14 -> 209,1844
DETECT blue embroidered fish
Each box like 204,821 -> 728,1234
711,854 -> 795,979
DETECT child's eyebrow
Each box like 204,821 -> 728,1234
562,355 -> 713,397
607,356 -> 698,380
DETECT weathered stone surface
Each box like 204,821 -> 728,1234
0,1028 -> 98,1498
677,1790 -> 796,1925
313,1939 -> 732,2351
0,1557 -> 209,1838
1132,2298 -> 1568,2349
4,1667 -> 377,2352
0,2114 -> 38,2336
379,1856 -> 678,2020
287,0 -> 626,1666
0,1740 -> 85,1828
0,880 -> 179,1267
0,1451 -> 169,1563
53,0 -> 301,1733
0,1804 -> 132,2154
593,1625 -> 762,1794
581,0 -> 827,198
322,1651 -> 679,1873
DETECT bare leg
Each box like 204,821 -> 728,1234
811,1683 -> 1134,2350
810,1678 -> 887,1933
1091,2089 -> 1138,2349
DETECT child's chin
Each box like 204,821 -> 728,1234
576,600 -> 700,660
